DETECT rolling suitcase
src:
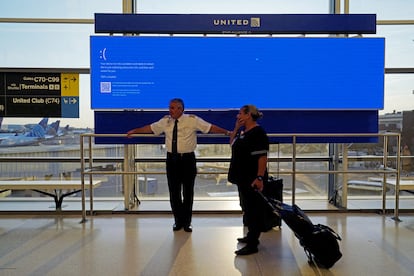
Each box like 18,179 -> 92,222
261,176 -> 283,230
259,192 -> 342,269
261,143 -> 283,231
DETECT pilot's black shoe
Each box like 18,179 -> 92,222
173,224 -> 182,231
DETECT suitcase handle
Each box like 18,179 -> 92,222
257,190 -> 282,217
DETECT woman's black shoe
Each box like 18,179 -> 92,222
237,237 -> 248,243
237,237 -> 259,244
235,245 -> 258,255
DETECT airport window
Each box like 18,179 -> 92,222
349,0 -> 414,20
367,25 -> 414,68
135,0 -> 329,14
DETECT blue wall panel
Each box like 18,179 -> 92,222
95,110 -> 378,144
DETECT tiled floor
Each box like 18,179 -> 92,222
0,211 -> 414,276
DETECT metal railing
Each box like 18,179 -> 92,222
79,132 -> 406,222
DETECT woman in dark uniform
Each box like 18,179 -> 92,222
228,104 -> 269,255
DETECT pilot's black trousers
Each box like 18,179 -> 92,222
166,152 -> 197,226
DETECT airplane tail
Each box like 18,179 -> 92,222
25,125 -> 45,138
46,120 -> 60,136
25,119 -> 48,138
39,118 -> 48,129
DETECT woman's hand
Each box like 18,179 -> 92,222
234,118 -> 244,131
229,118 -> 243,145
251,178 -> 264,192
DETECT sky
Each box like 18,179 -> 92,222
0,0 -> 413,128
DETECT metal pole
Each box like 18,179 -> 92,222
80,134 -> 86,223
89,136 -> 94,214
123,146 -> 130,210
292,135 -> 296,204
393,134 -> 402,221
342,144 -> 348,208
382,135 -> 388,213
344,0 -> 350,14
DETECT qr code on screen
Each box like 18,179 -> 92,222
100,82 -> 111,93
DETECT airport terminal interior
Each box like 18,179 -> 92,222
1,0 -> 414,275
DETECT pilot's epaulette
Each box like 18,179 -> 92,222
188,114 -> 196,118
162,115 -> 169,119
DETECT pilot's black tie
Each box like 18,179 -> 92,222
172,119 -> 178,154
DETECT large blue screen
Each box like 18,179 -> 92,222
90,36 -> 384,110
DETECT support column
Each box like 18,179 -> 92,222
123,144 -> 136,210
